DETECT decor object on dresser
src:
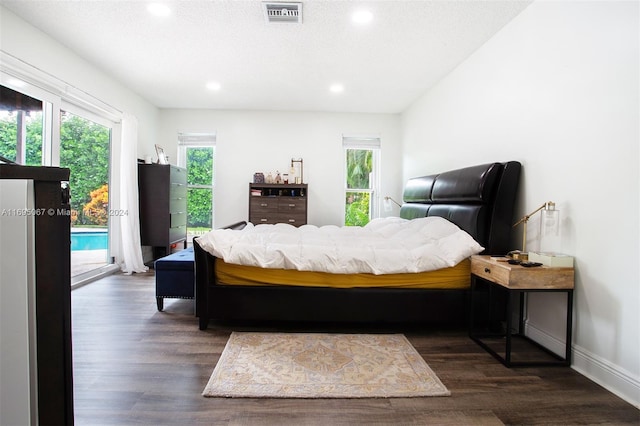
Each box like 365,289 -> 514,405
469,255 -> 574,367
248,182 -> 307,226
290,157 -> 303,183
138,164 -> 187,262
252,172 -> 264,183
195,161 -> 521,330
155,144 -> 168,164
202,332 -> 450,398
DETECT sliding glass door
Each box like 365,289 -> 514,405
2,83 -> 115,280
59,110 -> 111,278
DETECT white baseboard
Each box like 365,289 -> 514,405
525,322 -> 640,408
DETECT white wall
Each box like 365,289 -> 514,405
157,109 -> 402,228
0,6 -> 159,156
402,0 -> 639,406
1,5 -> 160,271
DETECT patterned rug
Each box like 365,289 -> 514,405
202,332 -> 450,398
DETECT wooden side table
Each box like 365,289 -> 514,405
469,255 -> 575,367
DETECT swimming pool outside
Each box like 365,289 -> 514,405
71,231 -> 108,251
70,228 -> 109,277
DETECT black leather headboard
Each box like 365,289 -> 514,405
400,161 -> 521,255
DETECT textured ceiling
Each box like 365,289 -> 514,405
0,0 -> 532,113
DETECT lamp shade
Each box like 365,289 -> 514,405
539,204 -> 560,252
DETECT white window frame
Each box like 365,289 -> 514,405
343,134 -> 381,225
177,132 -> 217,230
58,107 -> 117,283
1,53 -> 123,283
0,76 -> 61,166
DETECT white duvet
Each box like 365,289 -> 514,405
197,216 -> 484,275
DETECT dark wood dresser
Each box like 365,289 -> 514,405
138,164 -> 187,260
249,183 -> 308,226
0,164 -> 74,425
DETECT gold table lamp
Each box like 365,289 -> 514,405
512,201 -> 558,259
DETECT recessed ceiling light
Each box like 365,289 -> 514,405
329,84 -> 344,93
206,81 -> 221,91
352,9 -> 373,25
147,3 -> 171,17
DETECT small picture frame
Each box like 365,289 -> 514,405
155,144 -> 168,165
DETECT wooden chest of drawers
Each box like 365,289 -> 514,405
138,164 -> 187,259
249,183 -> 308,226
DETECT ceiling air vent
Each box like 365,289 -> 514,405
263,2 -> 302,24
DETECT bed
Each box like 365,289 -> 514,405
194,161 -> 521,330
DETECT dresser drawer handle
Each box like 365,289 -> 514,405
260,203 -> 268,207
484,268 -> 491,273
260,219 -> 268,222
288,204 -> 296,207
288,219 -> 296,223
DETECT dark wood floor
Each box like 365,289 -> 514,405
71,272 -> 639,425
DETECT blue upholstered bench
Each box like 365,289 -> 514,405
154,247 -> 194,311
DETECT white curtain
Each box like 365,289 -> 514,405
117,113 -> 148,274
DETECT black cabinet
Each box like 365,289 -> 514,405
249,183 -> 308,226
0,164 -> 74,425
138,164 -> 187,260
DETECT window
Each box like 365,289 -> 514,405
0,85 -> 45,165
1,75 -> 120,284
343,135 -> 380,226
178,133 -> 216,241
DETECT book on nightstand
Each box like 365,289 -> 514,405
528,252 -> 574,267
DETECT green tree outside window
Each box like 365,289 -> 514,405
59,113 -> 110,226
345,149 -> 373,226
186,147 -> 213,229
0,111 -> 43,165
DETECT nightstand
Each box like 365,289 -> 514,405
469,255 -> 575,367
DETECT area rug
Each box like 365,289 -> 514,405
202,332 -> 450,398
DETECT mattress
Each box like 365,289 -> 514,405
214,258 -> 471,289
